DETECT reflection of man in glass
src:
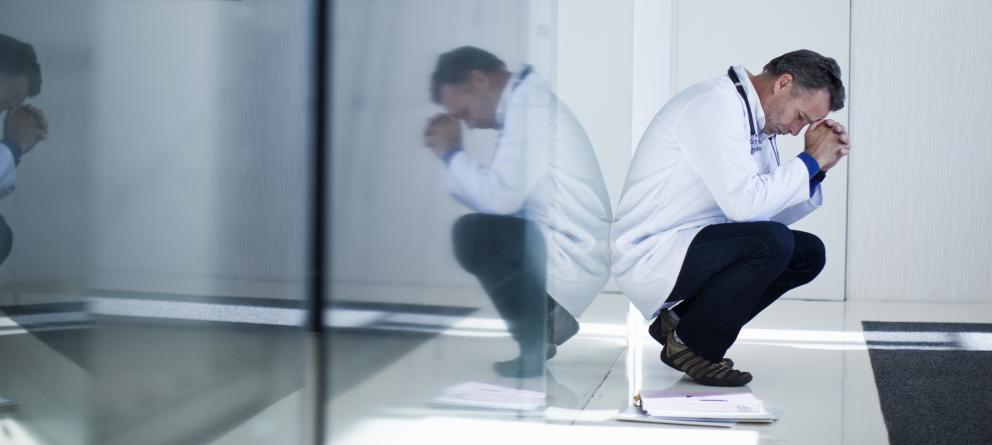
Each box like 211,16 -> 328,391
0,34 -> 47,266
422,47 -> 612,377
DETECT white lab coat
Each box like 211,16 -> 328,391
0,141 -> 16,200
446,66 -> 613,318
612,65 -> 823,320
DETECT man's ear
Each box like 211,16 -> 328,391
468,70 -> 489,89
773,73 -> 793,96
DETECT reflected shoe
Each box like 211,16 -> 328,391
495,343 -> 557,378
494,355 -> 545,378
548,300 -> 580,347
649,310 -> 734,368
659,333 -> 752,387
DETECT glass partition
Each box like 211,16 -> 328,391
0,1 -> 313,444
326,1 -> 557,442
0,1 -> 630,444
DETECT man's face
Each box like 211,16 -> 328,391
762,74 -> 831,136
0,72 -> 29,109
438,71 -> 500,130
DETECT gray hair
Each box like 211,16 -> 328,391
763,49 -> 845,111
0,34 -> 41,97
430,46 -> 507,104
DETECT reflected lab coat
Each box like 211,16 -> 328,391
611,65 -> 823,320
0,141 -> 16,200
446,67 -> 613,318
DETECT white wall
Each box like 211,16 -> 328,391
90,0 -> 312,298
0,0 -> 313,301
630,0 -> 992,304
329,0 -> 539,298
847,0 -> 992,302
8,0 -> 986,306
0,0 -> 95,289
0,0 -> 549,301
1,0 -> 621,307
631,0 -> 675,153
554,0 -> 632,214
329,0 -> 632,306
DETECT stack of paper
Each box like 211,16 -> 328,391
616,387 -> 779,427
431,381 -> 545,411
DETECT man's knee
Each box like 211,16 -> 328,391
452,214 -> 485,272
751,221 -> 795,262
793,230 -> 826,277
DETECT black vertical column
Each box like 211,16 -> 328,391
309,0 -> 331,331
309,0 -> 331,444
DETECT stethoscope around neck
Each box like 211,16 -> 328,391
727,66 -> 780,166
512,65 -> 532,92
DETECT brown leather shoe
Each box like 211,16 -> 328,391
659,331 -> 751,387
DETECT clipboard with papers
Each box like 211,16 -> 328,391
615,386 -> 780,427
430,381 -> 545,411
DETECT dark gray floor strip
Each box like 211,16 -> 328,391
863,321 -> 992,445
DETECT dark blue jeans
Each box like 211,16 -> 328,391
452,214 -> 548,359
667,221 -> 826,361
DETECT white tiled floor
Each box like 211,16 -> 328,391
4,296 -> 992,445
314,297 -> 992,444
568,298 -> 992,445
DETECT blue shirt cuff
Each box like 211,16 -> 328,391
0,139 -> 22,165
797,152 -> 820,178
808,171 -> 826,198
441,146 -> 463,166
